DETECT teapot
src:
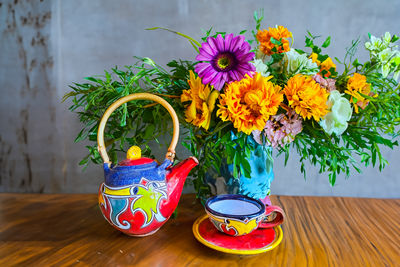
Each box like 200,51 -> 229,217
97,93 -> 198,236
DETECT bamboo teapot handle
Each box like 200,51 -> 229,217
97,93 -> 179,165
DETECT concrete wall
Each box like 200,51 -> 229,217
1,0 -> 399,197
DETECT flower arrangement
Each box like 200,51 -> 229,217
65,11 -> 400,200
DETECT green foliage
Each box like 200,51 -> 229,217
64,57 -> 196,169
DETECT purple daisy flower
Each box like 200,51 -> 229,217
195,34 -> 255,91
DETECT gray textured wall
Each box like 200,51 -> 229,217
1,0 -> 399,197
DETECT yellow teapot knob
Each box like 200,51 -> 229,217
127,146 -> 141,160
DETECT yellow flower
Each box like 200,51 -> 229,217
345,73 -> 374,113
320,57 -> 336,77
309,53 -> 321,65
256,26 -> 292,56
309,53 -> 336,77
181,71 -> 219,130
283,74 -> 329,121
217,73 -> 283,135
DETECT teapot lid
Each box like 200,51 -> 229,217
117,146 -> 156,166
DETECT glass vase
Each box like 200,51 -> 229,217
205,135 -> 274,204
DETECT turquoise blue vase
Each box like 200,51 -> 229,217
205,135 -> 274,200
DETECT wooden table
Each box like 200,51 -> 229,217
0,193 -> 399,266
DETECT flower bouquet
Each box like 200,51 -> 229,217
65,11 -> 400,202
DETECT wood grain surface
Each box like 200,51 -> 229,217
0,193 -> 399,266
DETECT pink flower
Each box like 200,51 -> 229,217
313,74 -> 336,91
252,110 -> 303,148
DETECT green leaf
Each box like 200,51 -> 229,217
334,57 -> 343,64
284,147 -> 289,165
371,147 -> 377,167
74,128 -> 87,143
84,77 -> 101,83
144,124 -> 155,139
352,58 -> 361,68
253,10 -> 258,21
240,156 -> 252,178
142,110 -> 154,123
295,49 -> 306,55
79,157 -> 89,166
88,132 -> 97,141
312,46 -> 322,54
322,36 -> 331,48
329,172 -> 337,186
233,154 -> 238,179
120,103 -> 127,127
305,37 -> 313,48
270,37 -> 281,45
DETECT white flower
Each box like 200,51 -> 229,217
365,32 -> 400,80
253,59 -> 270,77
382,32 -> 392,46
365,33 -> 395,53
378,48 -> 396,63
320,91 -> 352,135
378,49 -> 400,78
365,35 -> 385,53
284,49 -> 319,76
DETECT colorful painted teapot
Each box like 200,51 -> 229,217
97,93 -> 198,236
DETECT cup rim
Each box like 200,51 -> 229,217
205,194 -> 266,221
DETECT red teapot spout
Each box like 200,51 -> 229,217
162,157 -> 198,216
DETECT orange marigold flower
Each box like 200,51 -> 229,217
283,74 -> 329,121
256,26 -> 292,56
319,57 -> 336,77
345,73 -> 374,113
181,71 -> 219,130
217,73 -> 283,135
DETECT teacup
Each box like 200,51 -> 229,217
205,194 -> 285,236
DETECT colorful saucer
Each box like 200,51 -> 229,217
192,214 -> 283,255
